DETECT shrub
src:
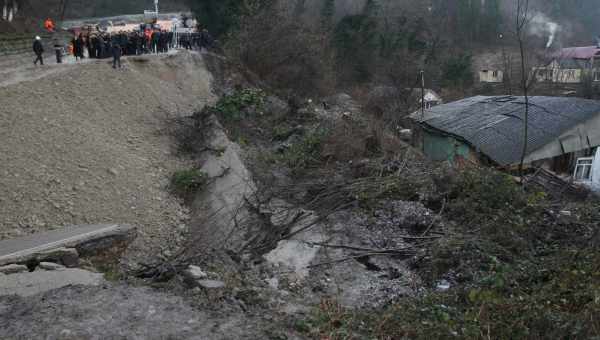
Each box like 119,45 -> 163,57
298,167 -> 600,339
171,168 -> 208,197
279,128 -> 327,173
214,88 -> 266,122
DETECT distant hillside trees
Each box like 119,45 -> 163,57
187,0 -> 243,36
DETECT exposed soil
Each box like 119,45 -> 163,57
0,284 -> 273,340
0,51 -> 215,267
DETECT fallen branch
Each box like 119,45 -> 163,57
302,241 -> 415,253
304,250 -> 416,270
420,198 -> 446,237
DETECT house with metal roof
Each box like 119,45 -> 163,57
534,45 -> 600,84
410,96 -> 600,179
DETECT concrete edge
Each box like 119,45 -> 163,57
0,224 -> 136,266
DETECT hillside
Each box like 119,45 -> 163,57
0,51 -> 214,266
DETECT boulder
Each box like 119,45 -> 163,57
183,265 -> 208,281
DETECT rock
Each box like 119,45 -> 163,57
0,264 -> 28,275
197,280 -> 225,289
108,168 -> 119,176
38,262 -> 65,271
327,93 -> 353,106
183,265 -> 208,281
266,277 -> 279,290
399,129 -> 412,141
263,96 -> 290,117
436,279 -> 451,291
37,247 -> 79,268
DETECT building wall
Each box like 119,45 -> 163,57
479,69 -> 503,83
524,112 -> 600,164
422,130 -> 475,166
534,67 -> 583,83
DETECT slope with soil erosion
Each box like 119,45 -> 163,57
0,50 -> 215,267
1,50 -> 448,339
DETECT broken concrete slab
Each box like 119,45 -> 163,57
38,262 -> 65,271
0,224 -> 135,266
0,264 -> 28,275
0,268 -> 104,297
37,247 -> 79,267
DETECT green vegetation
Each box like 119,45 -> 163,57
278,128 -> 327,173
188,0 -> 242,36
214,88 -> 266,122
442,54 -> 474,88
333,14 -> 378,84
299,167 -> 600,339
188,0 -> 272,37
171,168 -> 208,197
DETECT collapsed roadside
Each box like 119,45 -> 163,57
1,46 -> 600,340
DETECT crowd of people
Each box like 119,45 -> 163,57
178,29 -> 214,51
33,26 -> 214,69
70,29 -> 175,61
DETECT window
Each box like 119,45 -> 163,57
573,157 -> 594,181
492,71 -> 498,77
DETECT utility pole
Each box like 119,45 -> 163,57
420,70 -> 425,118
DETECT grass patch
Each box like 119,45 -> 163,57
278,128 -> 327,174
214,88 -> 266,123
171,168 -> 208,198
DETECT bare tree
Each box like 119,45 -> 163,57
515,0 -> 532,177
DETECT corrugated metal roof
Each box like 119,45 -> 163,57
555,46 -> 600,60
410,96 -> 600,165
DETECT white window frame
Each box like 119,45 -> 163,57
573,157 -> 594,181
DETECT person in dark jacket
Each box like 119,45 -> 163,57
151,30 -> 160,54
33,36 -> 44,65
112,42 -> 122,69
53,38 -> 63,63
77,34 -> 86,59
72,34 -> 83,61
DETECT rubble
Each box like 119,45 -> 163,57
197,280 -> 226,289
0,268 -> 104,297
0,264 -> 28,275
38,262 -> 65,271
37,247 -> 79,268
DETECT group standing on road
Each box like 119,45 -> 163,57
32,27 -> 213,69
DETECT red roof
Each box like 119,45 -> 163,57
556,46 -> 600,60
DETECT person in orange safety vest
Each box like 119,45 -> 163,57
44,18 -> 55,32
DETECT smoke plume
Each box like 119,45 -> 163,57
528,12 -> 561,48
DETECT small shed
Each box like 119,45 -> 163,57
410,96 -> 600,175
479,69 -> 504,83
